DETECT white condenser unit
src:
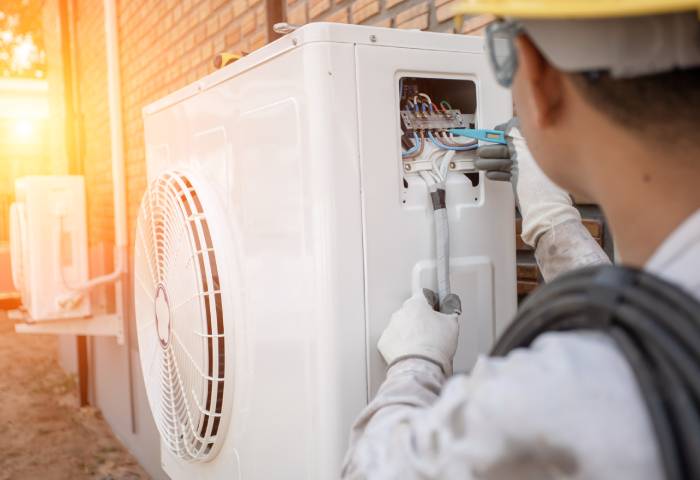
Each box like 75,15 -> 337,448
136,23 -> 516,479
10,176 -> 91,321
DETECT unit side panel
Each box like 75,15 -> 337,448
297,43 -> 368,478
355,45 -> 517,396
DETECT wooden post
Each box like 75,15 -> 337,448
266,0 -> 285,43
77,335 -> 89,406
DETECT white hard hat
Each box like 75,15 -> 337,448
457,0 -> 700,82
523,13 -> 700,79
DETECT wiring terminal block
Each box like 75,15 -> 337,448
400,110 -> 473,132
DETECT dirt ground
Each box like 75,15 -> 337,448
0,311 -> 150,480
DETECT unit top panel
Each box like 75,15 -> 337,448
143,23 -> 487,116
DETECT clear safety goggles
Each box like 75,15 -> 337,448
485,20 -> 524,88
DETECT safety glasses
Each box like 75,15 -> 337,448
485,20 -> 524,88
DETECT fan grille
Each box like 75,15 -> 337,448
135,171 -> 227,462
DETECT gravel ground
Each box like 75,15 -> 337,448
0,311 -> 150,480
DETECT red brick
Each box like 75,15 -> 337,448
309,0 -> 331,19
256,5 -> 266,27
241,12 -> 256,35
220,3 -> 234,25
194,24 -> 207,43
249,31 -> 267,50
372,17 -> 392,27
460,13 -> 496,34
395,2 -> 429,25
435,0 -> 457,23
233,0 -> 247,18
287,2 -> 307,24
206,16 -> 219,37
397,13 -> 429,29
351,0 -> 376,14
385,0 -> 408,9
351,0 -> 380,23
325,7 -> 349,23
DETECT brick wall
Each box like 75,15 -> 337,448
58,0 -> 607,298
63,0 -> 479,254
73,0 -> 113,248
288,0 -> 468,31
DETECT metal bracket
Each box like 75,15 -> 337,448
14,312 -> 124,344
401,109 -> 473,132
402,160 -> 434,173
403,157 -> 476,174
448,158 -> 476,172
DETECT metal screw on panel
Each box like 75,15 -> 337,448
404,163 -> 412,171
449,162 -> 456,170
369,35 -> 377,43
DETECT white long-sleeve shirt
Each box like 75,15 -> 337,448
342,210 -> 700,479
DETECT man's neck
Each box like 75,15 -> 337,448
586,138 -> 700,267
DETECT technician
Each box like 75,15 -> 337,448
342,1 -> 700,478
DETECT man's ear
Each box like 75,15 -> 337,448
515,35 -> 564,128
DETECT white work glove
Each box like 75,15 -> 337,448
512,127 -> 581,247
475,118 -> 581,248
378,289 -> 462,376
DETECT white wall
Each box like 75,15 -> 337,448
57,334 -> 77,374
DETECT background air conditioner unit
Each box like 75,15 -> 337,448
136,23 -> 516,479
10,176 -> 91,321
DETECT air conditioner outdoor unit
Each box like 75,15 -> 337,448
136,23 -> 516,479
10,176 -> 91,321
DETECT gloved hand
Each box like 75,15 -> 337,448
473,118 -> 520,183
377,289 -> 462,376
475,118 -> 581,248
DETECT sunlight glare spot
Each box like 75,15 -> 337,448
13,119 -> 34,141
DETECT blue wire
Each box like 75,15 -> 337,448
427,131 -> 478,151
402,132 -> 421,157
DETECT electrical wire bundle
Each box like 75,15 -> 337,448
491,265 -> 700,480
400,92 -> 479,304
401,93 -> 478,159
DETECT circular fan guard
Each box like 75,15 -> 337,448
134,170 -> 229,462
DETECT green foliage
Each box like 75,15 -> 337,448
0,0 -> 46,78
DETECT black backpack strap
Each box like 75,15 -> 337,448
491,265 -> 700,480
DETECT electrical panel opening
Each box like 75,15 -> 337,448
398,77 -> 481,208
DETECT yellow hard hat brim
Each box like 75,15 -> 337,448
456,0 -> 700,19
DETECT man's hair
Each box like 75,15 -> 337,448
570,68 -> 700,147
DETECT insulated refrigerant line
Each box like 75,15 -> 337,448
432,187 -> 450,302
419,170 -> 451,303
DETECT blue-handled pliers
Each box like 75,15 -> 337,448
449,128 -> 507,145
